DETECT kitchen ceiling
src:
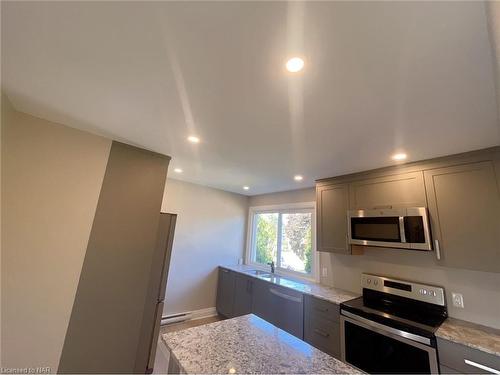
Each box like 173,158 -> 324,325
2,1 -> 499,195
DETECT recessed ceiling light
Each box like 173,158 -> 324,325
392,153 -> 407,161
187,135 -> 200,144
286,57 -> 305,73
243,186 -> 250,190
174,168 -> 183,173
294,175 -> 304,181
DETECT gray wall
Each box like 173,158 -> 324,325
248,187 -> 315,206
161,178 -> 248,316
250,187 -> 500,329
1,96 -> 111,371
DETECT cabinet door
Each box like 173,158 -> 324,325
349,171 -> 426,209
251,279 -> 273,323
216,268 -> 236,318
233,274 -> 253,317
424,161 -> 500,272
317,183 -> 350,253
269,286 -> 304,339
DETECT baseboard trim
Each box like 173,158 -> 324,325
161,307 -> 217,325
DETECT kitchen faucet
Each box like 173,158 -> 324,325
267,261 -> 275,273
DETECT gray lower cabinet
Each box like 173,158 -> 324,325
303,295 -> 341,358
424,161 -> 500,272
437,338 -> 500,374
251,278 -> 273,323
233,273 -> 253,317
216,268 -> 236,318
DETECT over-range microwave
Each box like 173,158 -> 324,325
347,207 -> 432,251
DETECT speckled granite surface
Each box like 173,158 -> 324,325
162,314 -> 361,374
437,318 -> 500,357
222,264 -> 359,305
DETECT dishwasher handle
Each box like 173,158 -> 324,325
269,288 -> 302,303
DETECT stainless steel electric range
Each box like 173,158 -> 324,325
340,273 -> 447,374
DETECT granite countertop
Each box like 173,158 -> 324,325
221,264 -> 359,305
436,317 -> 500,357
162,314 -> 361,374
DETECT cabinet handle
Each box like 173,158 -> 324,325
464,359 -> 500,374
434,240 -> 441,260
269,288 -> 302,303
314,328 -> 330,338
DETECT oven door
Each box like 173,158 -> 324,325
341,313 -> 439,374
348,208 -> 409,249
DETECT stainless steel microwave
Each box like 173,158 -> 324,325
348,207 -> 432,251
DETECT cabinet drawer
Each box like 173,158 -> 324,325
304,313 -> 341,358
437,338 -> 500,374
305,295 -> 340,323
439,365 -> 461,374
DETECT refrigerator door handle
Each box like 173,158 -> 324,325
146,301 -> 164,373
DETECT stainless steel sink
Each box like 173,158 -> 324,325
244,269 -> 272,277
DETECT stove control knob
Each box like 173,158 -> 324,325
374,280 -> 378,286
431,291 -> 437,297
367,278 -> 372,284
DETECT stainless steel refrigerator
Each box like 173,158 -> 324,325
138,212 -> 177,373
58,212 -> 177,373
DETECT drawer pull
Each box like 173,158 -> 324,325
464,359 -> 500,374
313,328 -> 330,338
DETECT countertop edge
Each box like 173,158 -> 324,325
219,264 -> 359,305
436,318 -> 500,357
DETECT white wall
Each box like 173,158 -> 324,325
250,186 -> 500,329
161,179 -> 248,315
1,96 -> 111,370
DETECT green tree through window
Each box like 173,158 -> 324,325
251,209 -> 313,275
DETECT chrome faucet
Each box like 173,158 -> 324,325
267,261 -> 275,273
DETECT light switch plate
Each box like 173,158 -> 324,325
452,292 -> 464,308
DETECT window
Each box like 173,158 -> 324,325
246,203 -> 317,280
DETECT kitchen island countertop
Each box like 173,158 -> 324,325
162,314 -> 361,374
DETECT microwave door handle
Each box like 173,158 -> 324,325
399,216 -> 407,243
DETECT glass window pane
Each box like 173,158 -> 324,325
280,212 -> 312,274
254,213 -> 278,265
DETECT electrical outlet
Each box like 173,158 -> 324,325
452,292 -> 464,308
322,267 -> 328,278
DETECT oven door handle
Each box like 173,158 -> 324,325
341,309 -> 431,346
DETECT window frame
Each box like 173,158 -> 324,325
245,202 -> 319,282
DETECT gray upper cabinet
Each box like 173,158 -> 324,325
349,171 -> 426,209
216,268 -> 236,318
424,161 -> 500,272
317,183 -> 350,254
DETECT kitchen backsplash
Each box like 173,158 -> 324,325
320,248 -> 500,330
